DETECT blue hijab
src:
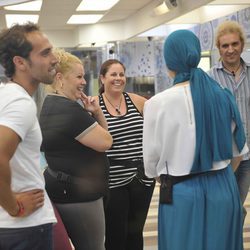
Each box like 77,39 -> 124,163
164,30 -> 245,173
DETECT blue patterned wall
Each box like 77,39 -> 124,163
98,7 -> 250,94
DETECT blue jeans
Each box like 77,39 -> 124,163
235,159 -> 250,220
0,223 -> 53,250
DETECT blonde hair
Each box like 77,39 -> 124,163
46,48 -> 83,93
215,21 -> 245,48
54,48 -> 82,75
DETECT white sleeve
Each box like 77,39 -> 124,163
231,121 -> 249,157
232,139 -> 249,157
0,96 -> 36,140
143,99 -> 160,178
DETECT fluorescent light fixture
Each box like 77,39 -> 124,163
67,14 -> 103,24
5,14 -> 39,28
76,0 -> 119,11
4,0 -> 42,11
154,0 -> 178,16
0,0 -> 30,7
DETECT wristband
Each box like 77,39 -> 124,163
11,200 -> 25,217
16,200 -> 25,217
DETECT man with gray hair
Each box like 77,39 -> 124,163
208,20 -> 250,221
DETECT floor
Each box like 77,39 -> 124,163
143,184 -> 158,250
143,183 -> 250,250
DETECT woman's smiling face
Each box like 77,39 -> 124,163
61,63 -> 86,101
101,63 -> 126,94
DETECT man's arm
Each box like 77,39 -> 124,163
0,125 -> 44,217
0,125 -> 22,215
231,155 -> 243,172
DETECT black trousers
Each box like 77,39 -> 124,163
104,177 -> 155,250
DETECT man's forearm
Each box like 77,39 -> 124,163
0,162 -> 19,216
231,155 -> 243,172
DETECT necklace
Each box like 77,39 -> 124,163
104,94 -> 122,115
223,63 -> 241,77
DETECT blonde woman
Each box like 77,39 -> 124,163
40,49 -> 112,250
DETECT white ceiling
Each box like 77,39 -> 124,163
0,0 -> 154,30
0,0 -> 249,47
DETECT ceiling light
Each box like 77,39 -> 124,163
5,14 -> 39,28
67,15 -> 103,24
76,0 -> 119,11
0,0 -> 30,7
154,0 -> 178,16
4,0 -> 42,11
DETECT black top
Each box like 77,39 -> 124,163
40,95 -> 109,203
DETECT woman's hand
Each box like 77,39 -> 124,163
80,93 -> 109,130
80,93 -> 101,115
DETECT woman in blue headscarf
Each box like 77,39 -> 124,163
143,29 -> 248,250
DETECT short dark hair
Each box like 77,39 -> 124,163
98,59 -> 126,94
0,22 -> 40,78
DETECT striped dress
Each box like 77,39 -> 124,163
99,92 -> 154,188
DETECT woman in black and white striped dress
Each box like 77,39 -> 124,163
95,59 -> 155,250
